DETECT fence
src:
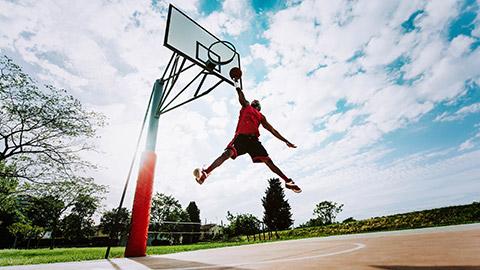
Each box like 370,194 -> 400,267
147,221 -> 222,245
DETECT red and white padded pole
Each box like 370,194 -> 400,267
124,79 -> 163,257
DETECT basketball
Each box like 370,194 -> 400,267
229,67 -> 242,81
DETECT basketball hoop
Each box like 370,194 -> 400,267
207,40 -> 237,67
118,5 -> 243,259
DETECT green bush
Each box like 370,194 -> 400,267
274,202 -> 480,240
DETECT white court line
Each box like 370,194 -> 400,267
163,242 -> 366,270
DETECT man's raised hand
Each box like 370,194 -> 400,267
286,142 -> 297,148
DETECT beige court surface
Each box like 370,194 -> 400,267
3,223 -> 480,270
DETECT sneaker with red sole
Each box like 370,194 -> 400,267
193,168 -> 209,185
285,179 -> 301,193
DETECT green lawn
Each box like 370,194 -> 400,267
0,242 -> 256,267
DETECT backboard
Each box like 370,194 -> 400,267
164,4 -> 241,86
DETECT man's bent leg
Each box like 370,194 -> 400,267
206,149 -> 235,174
264,159 -> 289,182
264,159 -> 301,193
195,149 -> 234,185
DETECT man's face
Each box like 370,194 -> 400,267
251,100 -> 261,111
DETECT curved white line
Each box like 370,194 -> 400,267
166,242 -> 366,270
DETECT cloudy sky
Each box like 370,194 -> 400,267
1,0 -> 479,226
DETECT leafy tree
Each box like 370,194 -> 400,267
25,225 -> 45,249
60,195 -> 99,243
185,201 -> 201,243
0,161 -> 19,209
0,56 -> 107,248
25,178 -> 107,248
262,178 -> 293,231
99,207 -> 131,243
0,55 -> 105,183
225,211 -> 261,237
297,218 -> 324,228
313,201 -> 344,225
19,195 -> 63,248
23,196 -> 61,230
0,161 -> 25,248
342,217 -> 356,223
150,193 -> 190,244
7,222 -> 31,248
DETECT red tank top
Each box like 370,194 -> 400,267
235,105 -> 262,137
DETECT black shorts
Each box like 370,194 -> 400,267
226,134 -> 270,163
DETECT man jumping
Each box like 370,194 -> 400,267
194,75 -> 301,193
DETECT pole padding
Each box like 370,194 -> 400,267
124,150 -> 157,257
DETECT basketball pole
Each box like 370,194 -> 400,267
124,79 -> 164,257
118,50 -> 232,257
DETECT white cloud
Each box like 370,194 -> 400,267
460,140 -> 475,151
250,44 -> 279,67
435,102 -> 480,122
460,132 -> 480,151
457,102 -> 480,114
198,0 -> 253,37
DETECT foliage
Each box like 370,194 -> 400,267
0,161 -> 25,248
0,161 -> 19,211
342,217 -> 356,223
0,56 -> 107,249
23,178 -> 106,248
225,211 -> 261,237
186,201 -> 201,223
23,195 -> 64,230
150,193 -> 190,244
99,207 -> 131,239
60,195 -> 100,243
312,201 -> 344,225
185,201 -> 201,244
262,178 -> 293,231
298,217 -> 325,228
0,55 -> 105,183
7,222 -> 32,248
284,202 -> 480,239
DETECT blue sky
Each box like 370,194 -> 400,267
1,0 -> 479,226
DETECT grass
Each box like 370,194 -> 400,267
0,241 -> 260,267
0,246 -> 122,266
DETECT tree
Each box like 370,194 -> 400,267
25,225 -> 45,249
185,201 -> 201,244
342,217 -> 356,223
313,201 -> 344,225
225,211 -> 261,237
99,207 -> 131,244
7,222 -> 31,248
0,55 -> 105,183
262,178 -> 293,231
25,177 -> 107,248
0,161 -> 25,248
60,195 -> 99,243
23,196 -> 60,230
21,195 -> 62,248
150,193 -> 190,244
0,161 -> 19,209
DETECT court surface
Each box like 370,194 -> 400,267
4,223 -> 480,270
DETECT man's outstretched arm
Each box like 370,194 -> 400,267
236,87 -> 249,108
261,115 -> 296,148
